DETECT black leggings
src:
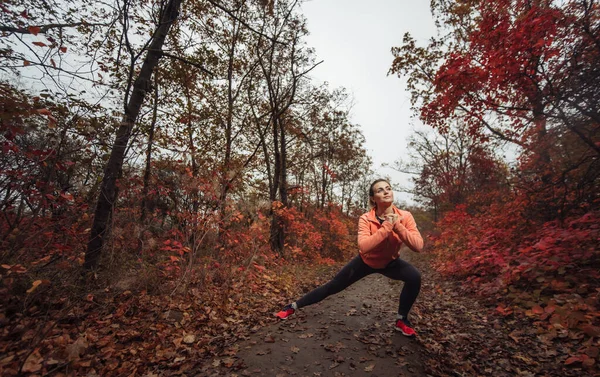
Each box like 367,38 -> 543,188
296,255 -> 421,318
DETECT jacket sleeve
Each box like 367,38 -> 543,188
357,215 -> 392,255
392,212 -> 424,252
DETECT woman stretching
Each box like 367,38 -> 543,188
275,179 -> 424,337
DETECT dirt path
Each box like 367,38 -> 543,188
195,249 -> 589,377
204,269 -> 427,376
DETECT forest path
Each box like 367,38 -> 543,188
205,263 -> 427,377
199,250 -> 584,377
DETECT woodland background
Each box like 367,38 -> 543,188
0,0 -> 598,375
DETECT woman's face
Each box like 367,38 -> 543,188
371,181 -> 394,207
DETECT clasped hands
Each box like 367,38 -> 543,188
384,213 -> 403,224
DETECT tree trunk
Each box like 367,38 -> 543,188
140,76 -> 159,225
217,21 -> 239,230
269,116 -> 283,254
85,0 -> 182,270
320,163 -> 327,209
278,119 -> 288,207
273,118 -> 288,252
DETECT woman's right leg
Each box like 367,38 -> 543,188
296,255 -> 372,308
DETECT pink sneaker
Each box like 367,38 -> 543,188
275,304 -> 295,319
395,319 -> 417,337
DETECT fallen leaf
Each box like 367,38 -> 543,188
581,325 -> 600,338
26,280 -> 42,294
583,358 -> 595,368
173,337 -> 182,347
532,305 -> 544,315
584,347 -> 599,358
291,346 -> 300,353
66,336 -> 88,361
364,364 -> 375,372
183,334 -> 195,344
565,355 -> 583,365
22,349 -> 42,373
264,335 -> 275,343
508,331 -> 522,343
223,357 -> 235,368
75,359 -> 91,368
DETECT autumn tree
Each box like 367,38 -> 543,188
397,124 -> 510,221
390,1 -> 600,356
301,102 -> 370,213
0,0 -> 116,81
1,0 -> 373,270
0,1 -> 122,260
84,0 -> 185,269
247,0 -> 322,253
390,0 -> 599,220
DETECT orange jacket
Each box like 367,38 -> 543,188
357,206 -> 423,269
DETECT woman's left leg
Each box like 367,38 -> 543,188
276,255 -> 373,319
380,258 -> 421,318
296,255 -> 373,308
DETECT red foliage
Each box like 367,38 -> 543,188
422,1 -> 568,139
272,202 -> 357,263
432,197 -> 599,343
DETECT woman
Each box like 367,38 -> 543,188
276,179 -> 424,337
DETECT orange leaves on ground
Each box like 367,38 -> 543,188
580,324 -> 600,338
565,354 -> 595,368
0,227 -> 339,376
26,279 -> 43,293
2,264 -> 27,274
495,304 -> 513,316
526,305 -> 544,317
21,349 -> 43,373
182,334 -> 196,344
66,337 -> 89,361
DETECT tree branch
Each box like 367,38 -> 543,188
158,51 -> 214,76
205,0 -> 285,45
0,22 -> 110,34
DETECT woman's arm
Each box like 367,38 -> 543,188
392,212 -> 424,252
357,215 -> 392,255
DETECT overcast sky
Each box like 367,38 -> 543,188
300,0 -> 436,204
